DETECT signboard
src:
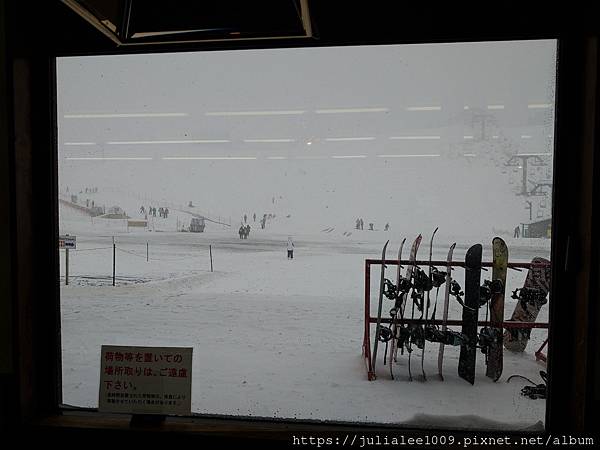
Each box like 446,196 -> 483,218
59,234 -> 76,249
99,345 -> 192,415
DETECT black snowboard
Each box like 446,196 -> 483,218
458,244 -> 482,384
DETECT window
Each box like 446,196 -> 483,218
57,39 -> 557,427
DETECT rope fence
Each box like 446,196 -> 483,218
59,239 -> 215,286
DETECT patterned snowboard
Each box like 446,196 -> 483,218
503,257 -> 551,352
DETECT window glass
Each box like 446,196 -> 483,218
58,40 -> 556,427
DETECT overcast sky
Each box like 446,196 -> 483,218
57,40 -> 556,235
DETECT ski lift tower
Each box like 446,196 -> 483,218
470,109 -> 497,141
505,154 -> 547,196
528,180 -> 553,196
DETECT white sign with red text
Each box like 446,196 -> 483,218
99,345 -> 192,415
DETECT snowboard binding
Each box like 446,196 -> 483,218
449,280 -> 476,311
478,326 -> 502,354
413,267 -> 433,292
376,325 -> 393,343
395,325 -> 411,349
411,289 -> 425,311
507,371 -> 547,399
479,279 -> 503,307
430,267 -> 447,288
511,287 -> 548,312
383,278 -> 399,300
409,325 -> 425,350
425,326 -> 468,346
397,277 -> 412,295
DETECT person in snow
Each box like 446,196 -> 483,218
253,213 -> 256,222
244,214 -> 247,223
514,226 -> 520,238
384,223 -> 390,231
287,236 -> 295,259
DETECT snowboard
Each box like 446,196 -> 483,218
371,240 -> 390,373
485,237 -> 508,381
503,257 -> 551,353
420,227 -> 438,381
458,244 -> 482,385
388,238 -> 406,380
390,234 -> 422,379
437,242 -> 456,380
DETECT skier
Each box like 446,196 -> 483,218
287,236 -> 294,259
356,218 -> 361,230
239,225 -> 245,239
360,218 -> 364,230
164,207 -> 169,219
244,214 -> 247,223
245,224 -> 250,238
140,205 -> 145,214
369,223 -> 374,231
384,223 -> 390,231
514,226 -> 520,238
253,213 -> 256,222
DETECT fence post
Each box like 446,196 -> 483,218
209,245 -> 213,272
65,248 -> 69,285
113,236 -> 116,286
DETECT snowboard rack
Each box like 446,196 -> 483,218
363,257 -> 551,381
535,338 -> 549,363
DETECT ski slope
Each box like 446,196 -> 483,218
60,201 -> 550,429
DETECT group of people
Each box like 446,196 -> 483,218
140,205 -> 169,219
242,213 -> 257,224
238,224 -> 251,239
241,212 -> 275,230
65,186 -> 97,194
355,218 -> 390,231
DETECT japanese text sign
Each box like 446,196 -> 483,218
99,345 -> 192,415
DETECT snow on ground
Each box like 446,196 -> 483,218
60,202 -> 551,429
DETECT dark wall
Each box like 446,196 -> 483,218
1,0 -> 599,441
